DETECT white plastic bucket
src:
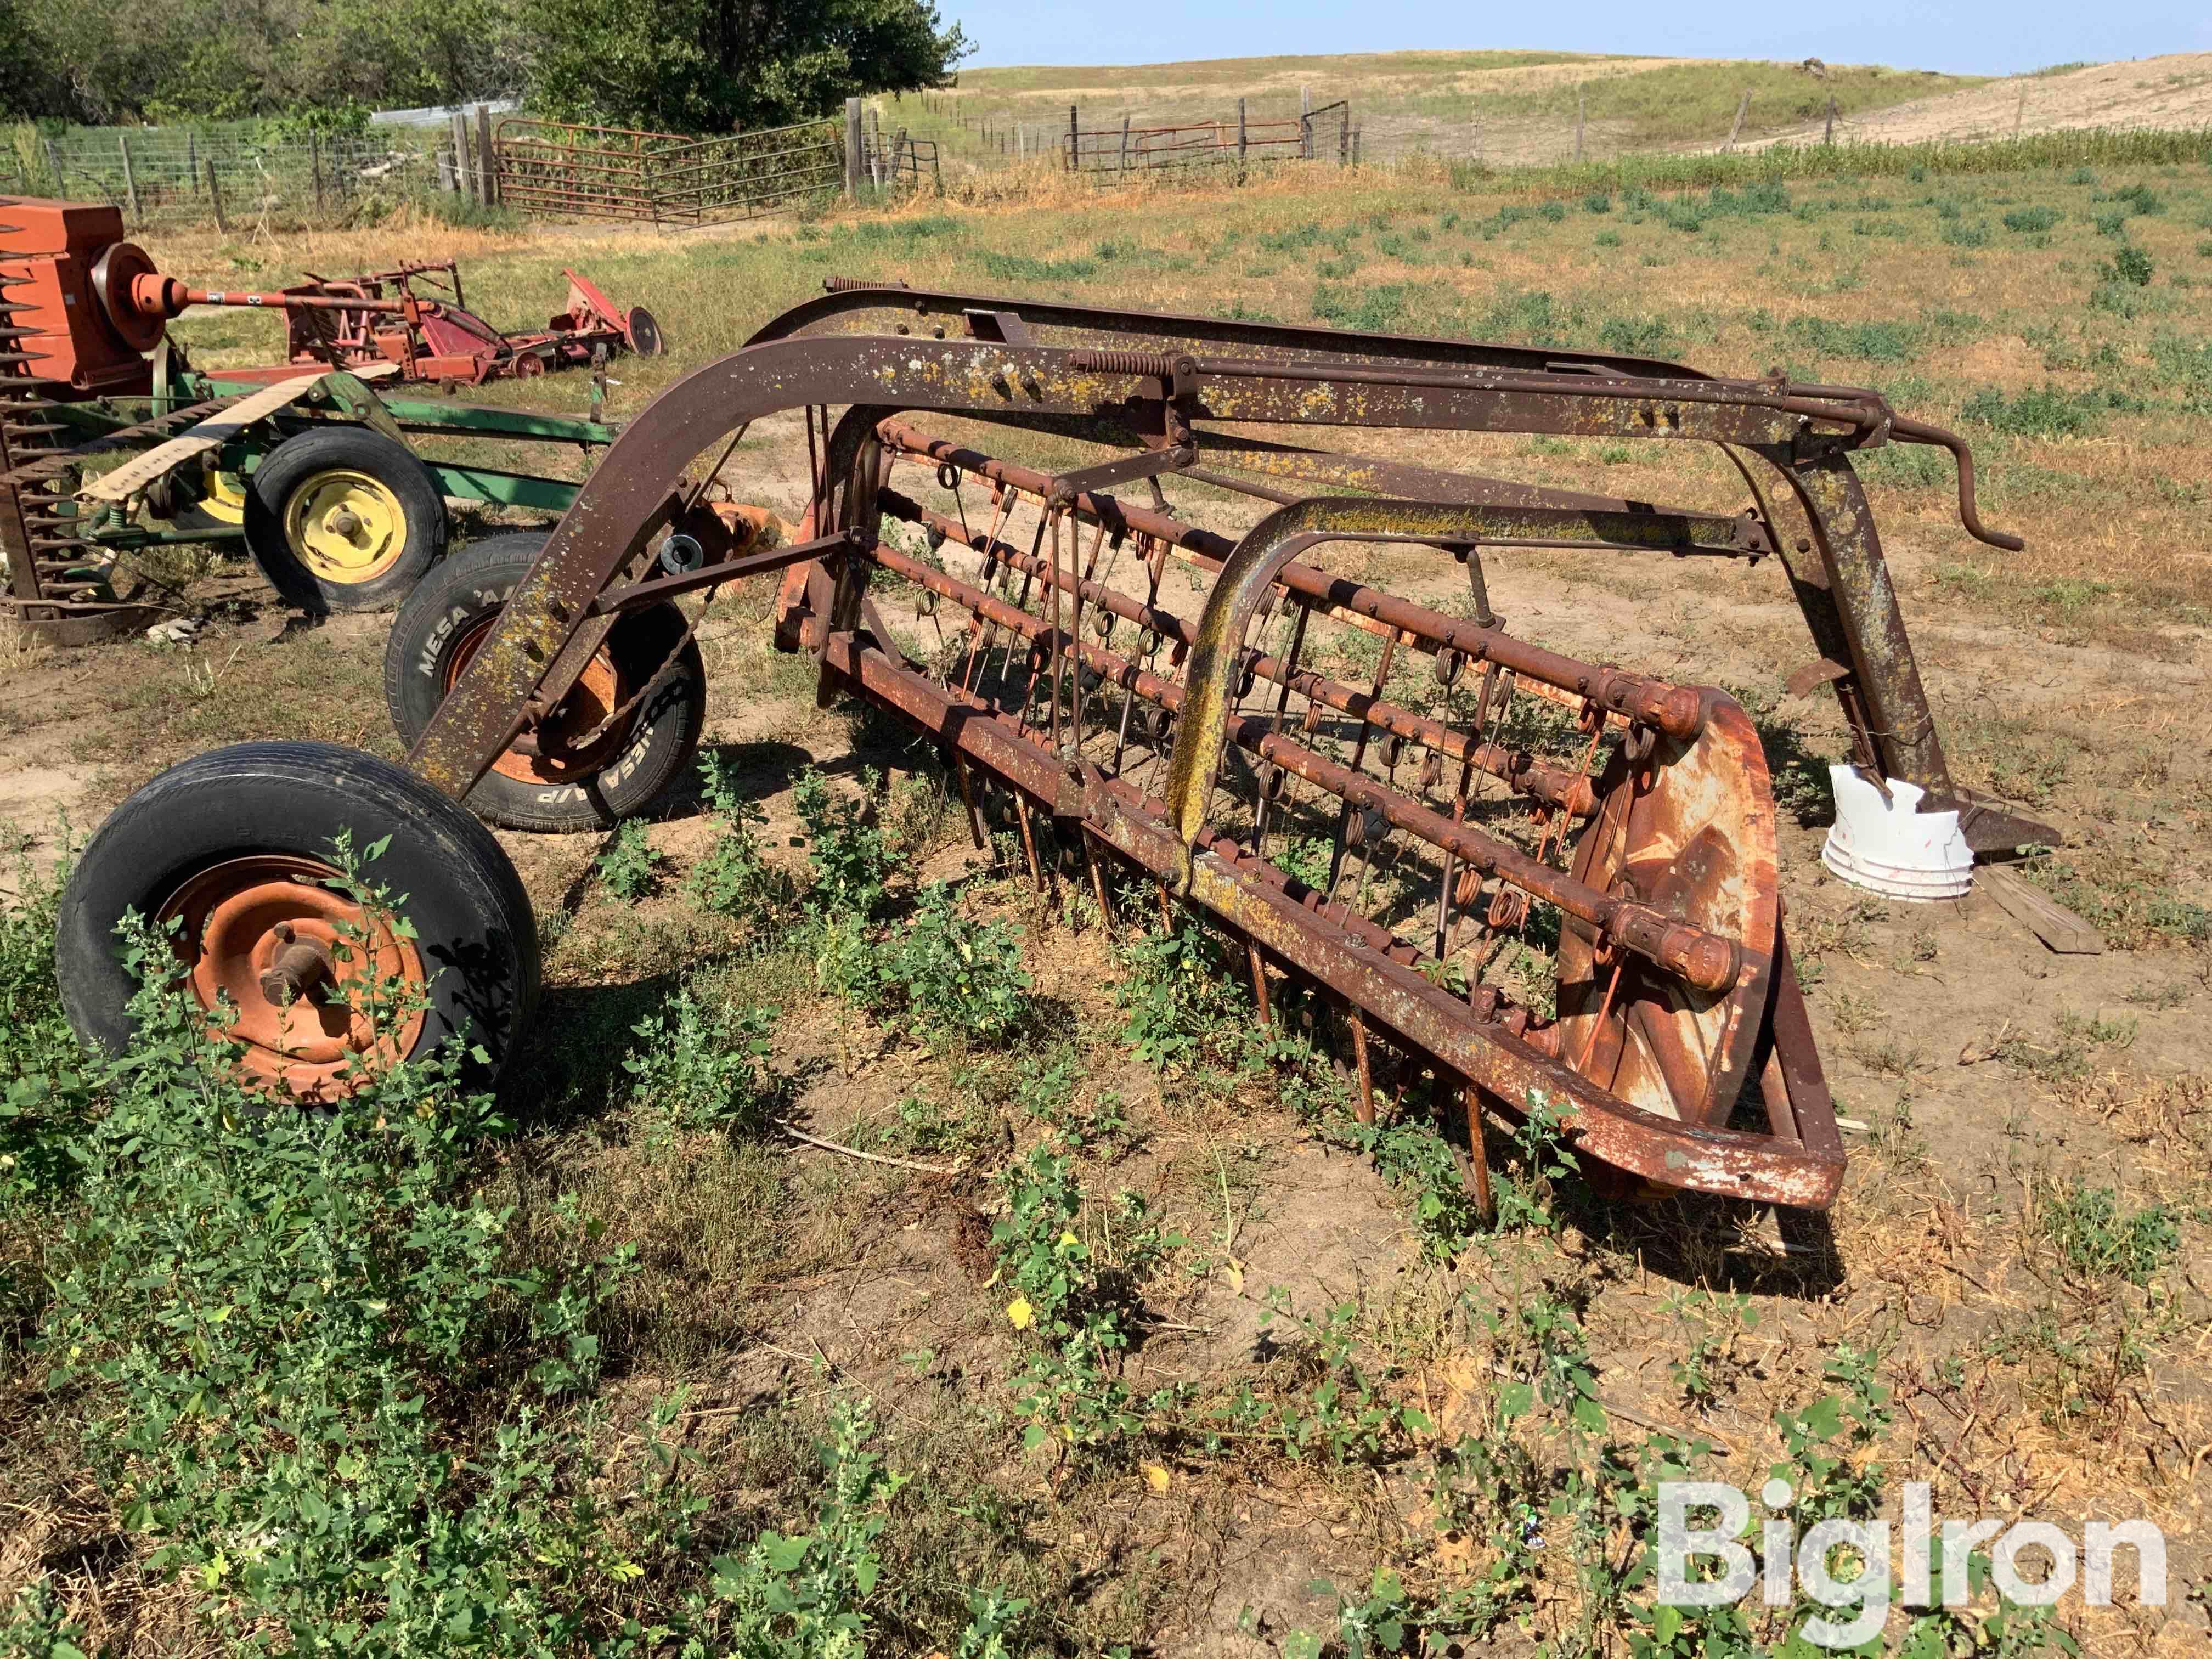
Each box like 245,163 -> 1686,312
1820,765 -> 1973,901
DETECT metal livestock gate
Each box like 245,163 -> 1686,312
492,117 -> 845,226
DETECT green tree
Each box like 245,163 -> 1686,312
0,0 -> 74,118
19,0 -> 522,123
520,0 -> 969,133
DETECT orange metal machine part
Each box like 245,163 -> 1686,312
0,199 -> 159,397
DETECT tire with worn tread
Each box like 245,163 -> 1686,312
382,532 -> 707,832
56,741 -> 538,1094
244,425 -> 447,614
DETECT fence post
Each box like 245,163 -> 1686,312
42,139 -> 60,194
450,110 -> 470,196
1120,113 -> 1131,173
117,135 -> 140,222
476,104 -> 498,205
1340,106 -> 1350,165
1823,95 -> 1836,145
187,131 -> 198,194
206,159 -> 227,233
844,97 -> 863,196
310,133 -> 324,209
1724,89 -> 1750,151
1237,97 -> 1247,166
1575,85 -> 1584,162
1352,123 -> 1361,167
1067,105 -> 1078,171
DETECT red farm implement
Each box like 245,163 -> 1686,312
163,259 -> 666,388
1,199 -> 637,634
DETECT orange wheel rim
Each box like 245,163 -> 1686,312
446,616 -> 628,783
156,854 -> 426,1101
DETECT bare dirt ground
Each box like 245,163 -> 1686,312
1753,53 -> 2212,148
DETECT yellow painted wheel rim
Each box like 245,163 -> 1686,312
164,470 -> 246,534
198,471 -> 247,526
284,469 -> 407,585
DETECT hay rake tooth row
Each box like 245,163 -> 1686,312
788,417 -> 1807,1205
64,280 -> 2064,1216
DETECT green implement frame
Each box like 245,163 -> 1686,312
8,359 -> 612,635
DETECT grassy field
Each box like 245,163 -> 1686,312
906,50 -> 1985,167
3,140 -> 2211,1655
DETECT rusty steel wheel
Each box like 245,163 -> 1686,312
1551,690 -> 1780,1192
153,853 -> 428,1098
383,533 -> 706,832
57,742 -> 538,1100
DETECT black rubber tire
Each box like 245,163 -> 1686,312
55,741 -> 539,1088
244,425 -> 448,615
382,532 -> 708,833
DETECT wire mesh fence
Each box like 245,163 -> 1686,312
4,122 -> 450,229
1066,100 -> 1353,173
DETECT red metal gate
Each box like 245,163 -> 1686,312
492,117 -> 843,226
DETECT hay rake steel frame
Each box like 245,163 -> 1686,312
406,282 -> 2050,1211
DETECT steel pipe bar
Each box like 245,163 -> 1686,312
862,533 -> 1740,995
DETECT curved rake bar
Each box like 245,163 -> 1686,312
399,289 -> 2047,1210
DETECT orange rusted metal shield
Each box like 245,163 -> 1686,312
1554,691 -> 1779,1131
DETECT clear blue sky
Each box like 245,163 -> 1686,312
945,3 -> 2209,79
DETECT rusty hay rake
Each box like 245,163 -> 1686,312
58,281 -> 2057,1214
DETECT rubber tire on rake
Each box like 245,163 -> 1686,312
55,741 -> 539,1096
382,533 -> 708,833
244,425 -> 448,615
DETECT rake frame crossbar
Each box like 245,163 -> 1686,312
404,282 -> 2051,1211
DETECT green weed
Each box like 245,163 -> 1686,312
2101,242 -> 2155,286
2038,1180 -> 2181,1284
1115,921 -> 1254,1074
1785,315 -> 1921,362
794,766 -> 898,919
39,867 -> 646,1649
0,838 -> 87,1206
1959,384 -> 2107,437
1312,281 -> 1413,333
595,817 -> 667,900
993,1133 -> 1181,1454
687,752 -> 793,922
622,986 -> 778,1142
875,882 -> 1032,1048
